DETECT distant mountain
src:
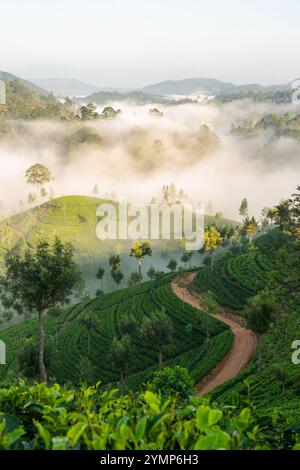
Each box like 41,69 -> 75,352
143,78 -> 237,96
143,77 -> 290,97
28,78 -> 101,97
0,70 -> 47,95
83,89 -> 172,105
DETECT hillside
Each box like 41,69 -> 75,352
191,230 -> 300,420
0,195 -> 238,294
0,71 -> 47,95
0,273 -> 233,388
0,72 -> 74,120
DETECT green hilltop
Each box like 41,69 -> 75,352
0,195 -> 238,293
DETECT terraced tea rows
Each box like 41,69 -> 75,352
0,274 -> 233,387
194,251 -> 273,310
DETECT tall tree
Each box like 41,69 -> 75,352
96,267 -> 105,291
167,259 -> 177,272
141,308 -> 173,369
239,198 -> 249,218
25,163 -> 53,198
111,269 -> 124,290
2,238 -> 84,382
110,334 -> 134,392
130,240 -> 152,282
204,226 -> 223,272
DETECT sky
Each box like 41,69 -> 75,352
0,0 -> 300,87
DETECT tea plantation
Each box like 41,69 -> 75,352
0,273 -> 233,388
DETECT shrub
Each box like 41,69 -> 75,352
148,366 -> 194,400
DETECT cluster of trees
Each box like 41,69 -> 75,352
231,112 -> 300,139
78,104 -> 121,121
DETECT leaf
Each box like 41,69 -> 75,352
194,429 -> 230,450
208,409 -> 223,427
0,413 -> 21,432
134,417 -> 147,441
67,422 -> 87,446
34,420 -> 51,449
196,406 -> 210,432
143,391 -> 160,413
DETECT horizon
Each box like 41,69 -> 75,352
1,0 -> 300,88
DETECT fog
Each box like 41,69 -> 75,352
0,98 -> 299,220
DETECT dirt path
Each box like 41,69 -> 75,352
171,272 -> 257,396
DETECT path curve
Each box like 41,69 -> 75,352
171,272 -> 257,396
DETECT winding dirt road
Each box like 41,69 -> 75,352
171,272 -> 257,396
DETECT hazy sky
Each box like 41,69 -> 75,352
1,0 -> 300,87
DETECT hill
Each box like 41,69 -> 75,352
83,89 -> 174,105
143,77 -> 236,96
191,230 -> 300,420
0,273 -> 233,388
143,77 -> 289,99
0,72 -> 74,120
0,195 -> 238,294
0,71 -> 47,95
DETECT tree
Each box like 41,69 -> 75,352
2,238 -> 84,382
141,308 -> 173,369
204,226 -> 223,272
274,199 -> 292,230
119,313 -> 137,336
130,240 -> 152,282
80,103 -> 98,120
200,291 -> 218,342
100,106 -> 121,119
96,267 -> 105,291
246,289 -> 276,335
79,311 -> 99,354
239,198 -> 249,218
167,259 -> 177,272
92,184 -> 99,196
111,269 -> 124,289
109,254 -> 121,271
181,250 -> 193,269
148,366 -> 194,401
147,266 -> 156,280
40,187 -> 47,199
110,334 -> 134,392
27,192 -> 36,205
245,216 -> 258,242
25,164 -> 53,197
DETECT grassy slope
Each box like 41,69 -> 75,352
0,195 -> 238,293
0,273 -> 233,388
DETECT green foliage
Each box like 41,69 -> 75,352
148,366 -> 194,400
0,382 -> 297,450
141,308 -> 173,369
167,258 -> 177,272
246,289 -> 277,334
